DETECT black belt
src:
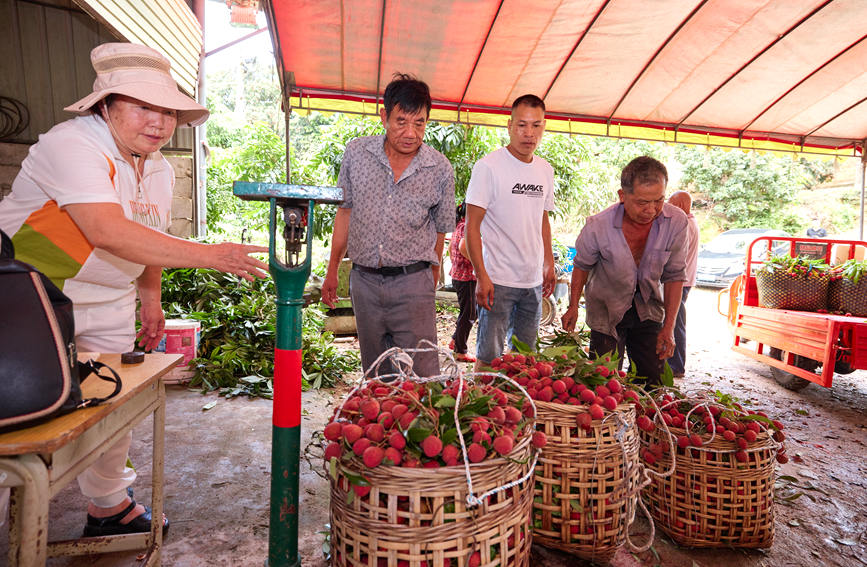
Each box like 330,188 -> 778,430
353,261 -> 429,277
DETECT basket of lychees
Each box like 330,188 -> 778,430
322,354 -> 544,567
632,388 -> 786,548
490,348 -> 650,564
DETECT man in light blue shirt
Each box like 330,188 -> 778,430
561,156 -> 688,385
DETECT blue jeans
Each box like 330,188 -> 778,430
667,286 -> 691,375
476,283 -> 542,364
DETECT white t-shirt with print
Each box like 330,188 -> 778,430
465,147 -> 555,288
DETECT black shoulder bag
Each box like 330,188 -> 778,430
0,229 -> 122,431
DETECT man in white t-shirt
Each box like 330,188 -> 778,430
464,94 -> 556,369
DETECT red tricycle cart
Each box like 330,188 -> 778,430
720,236 -> 867,390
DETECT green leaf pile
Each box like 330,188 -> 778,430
161,268 -> 358,396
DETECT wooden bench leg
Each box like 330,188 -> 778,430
145,381 -> 166,566
1,454 -> 50,567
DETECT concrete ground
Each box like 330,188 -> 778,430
2,288 -> 866,566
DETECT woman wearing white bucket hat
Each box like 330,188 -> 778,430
0,43 -> 268,536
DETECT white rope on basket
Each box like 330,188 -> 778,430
588,408 -> 657,554
453,369 -> 540,509
648,387 -> 783,456
335,342 -> 541,510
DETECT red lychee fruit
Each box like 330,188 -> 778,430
492,435 -> 515,455
324,442 -> 342,461
580,389 -> 597,404
323,421 -> 343,441
343,423 -> 363,444
442,444 -> 461,466
421,435 -> 443,458
487,406 -> 506,425
504,406 -> 523,424
473,430 -> 492,445
364,423 -> 385,442
384,446 -> 403,466
391,403 -> 409,420
398,411 -> 417,430
360,399 -> 381,421
576,412 -> 593,430
636,416 -> 654,432
352,438 -> 372,456
362,446 -> 384,468
536,386 -> 554,402
595,385 -> 611,398
467,443 -> 487,463
589,404 -> 604,420
388,431 -> 406,450
352,484 -> 371,498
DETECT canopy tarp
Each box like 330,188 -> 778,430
263,0 -> 867,157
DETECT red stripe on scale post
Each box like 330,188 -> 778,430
273,348 -> 302,428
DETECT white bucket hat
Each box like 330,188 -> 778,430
64,42 -> 209,128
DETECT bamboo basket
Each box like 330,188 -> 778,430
639,426 -> 776,548
755,270 -> 829,311
531,401 -> 643,565
828,277 -> 867,316
330,433 -> 535,567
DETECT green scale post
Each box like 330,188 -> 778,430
233,182 -> 342,566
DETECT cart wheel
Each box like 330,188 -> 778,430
540,296 -> 556,326
834,359 -> 855,374
768,348 -> 814,391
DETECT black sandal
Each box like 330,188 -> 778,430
83,499 -> 169,537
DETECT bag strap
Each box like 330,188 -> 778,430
1,228 -> 13,259
77,360 -> 123,407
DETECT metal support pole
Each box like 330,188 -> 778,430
859,143 -> 866,240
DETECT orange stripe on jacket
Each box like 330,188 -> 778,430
25,153 -> 117,264
24,200 -> 93,265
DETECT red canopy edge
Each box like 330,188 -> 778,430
264,0 -> 867,158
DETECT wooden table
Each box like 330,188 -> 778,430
0,353 -> 181,566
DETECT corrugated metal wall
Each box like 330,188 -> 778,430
0,0 -> 198,150
73,0 -> 202,97
0,0 -> 117,143
0,0 -> 202,235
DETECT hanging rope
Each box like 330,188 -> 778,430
0,96 -> 29,141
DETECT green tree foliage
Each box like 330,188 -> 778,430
675,146 -> 833,233
206,56 -> 283,140
206,122 -> 285,241
423,122 -> 503,202
292,114 -> 383,239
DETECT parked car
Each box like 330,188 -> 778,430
695,228 -> 790,289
